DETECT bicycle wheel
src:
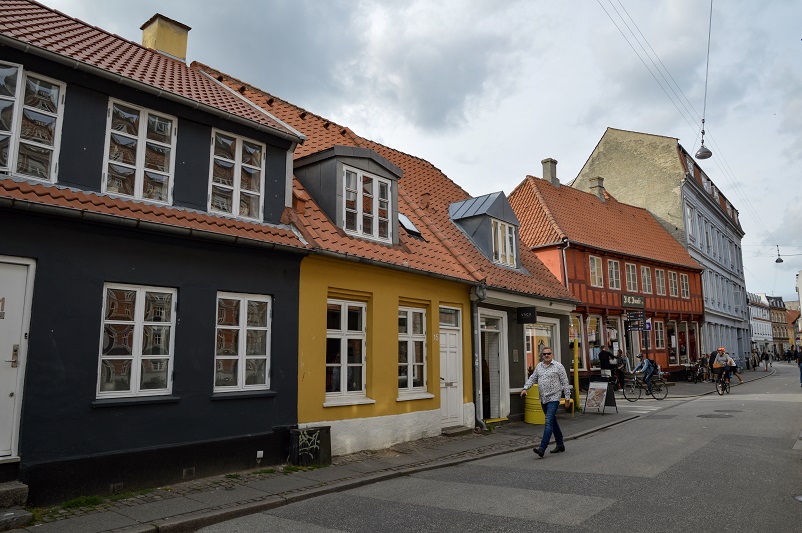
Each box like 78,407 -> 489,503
650,379 -> 668,400
623,380 -> 641,402
715,376 -> 724,395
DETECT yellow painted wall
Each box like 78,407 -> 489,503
298,255 -> 473,424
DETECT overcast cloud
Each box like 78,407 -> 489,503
37,0 -> 802,300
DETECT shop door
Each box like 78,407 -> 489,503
0,260 -> 32,457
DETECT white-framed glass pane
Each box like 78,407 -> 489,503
214,133 -> 236,160
24,76 -> 59,113
20,108 -> 56,145
109,133 -> 137,165
99,359 -> 132,392
0,101 -> 14,132
140,359 -> 169,389
0,65 -> 19,98
146,114 -> 172,144
212,159 -> 235,186
111,103 -> 139,135
16,143 -> 51,179
143,171 -> 168,202
144,142 -> 170,172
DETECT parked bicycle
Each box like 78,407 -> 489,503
622,372 -> 668,401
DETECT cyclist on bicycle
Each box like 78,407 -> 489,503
713,347 -> 732,384
632,353 -> 655,395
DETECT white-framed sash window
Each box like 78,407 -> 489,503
97,284 -> 176,398
0,61 -> 66,182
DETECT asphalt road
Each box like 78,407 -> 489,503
200,362 -> 802,533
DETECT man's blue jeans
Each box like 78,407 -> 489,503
539,400 -> 564,450
644,369 -> 654,394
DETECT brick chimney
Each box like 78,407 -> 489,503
141,14 -> 191,62
590,176 -> 605,201
541,158 -> 559,187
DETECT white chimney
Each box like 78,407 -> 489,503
541,158 -> 559,187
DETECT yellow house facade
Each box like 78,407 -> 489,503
298,256 -> 473,455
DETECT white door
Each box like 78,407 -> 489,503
439,327 -> 462,428
0,259 -> 33,457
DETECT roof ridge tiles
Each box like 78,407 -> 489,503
191,61 -> 349,135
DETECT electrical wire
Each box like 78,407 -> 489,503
597,0 -> 780,251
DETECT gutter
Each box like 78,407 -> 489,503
0,196 -> 308,255
0,35 -> 304,145
562,238 -> 570,289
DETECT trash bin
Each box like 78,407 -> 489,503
289,426 -> 331,466
524,384 -> 545,425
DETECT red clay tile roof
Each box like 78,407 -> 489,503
787,310 -> 800,326
0,0 -> 300,140
0,177 -> 307,250
196,63 -> 577,302
509,176 -> 702,270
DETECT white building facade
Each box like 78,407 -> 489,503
748,292 -> 772,354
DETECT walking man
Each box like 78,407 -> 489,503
520,347 -> 572,457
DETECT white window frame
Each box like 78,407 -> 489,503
213,292 -> 272,392
398,307 -> 427,394
0,61 -> 66,182
208,129 -> 266,220
102,98 -> 177,204
625,263 -> 638,292
655,269 -> 666,296
589,255 -> 604,288
680,273 -> 690,299
669,271 -> 679,297
491,218 -> 517,267
97,283 -> 176,398
686,204 -> 695,240
342,165 -> 392,242
325,299 -> 370,405
654,320 -> 665,349
640,266 -> 652,294
608,260 -> 621,290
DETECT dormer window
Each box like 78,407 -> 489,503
0,62 -> 65,182
344,165 -> 391,242
492,218 -> 516,267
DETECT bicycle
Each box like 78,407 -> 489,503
622,372 -> 668,401
714,367 -> 730,395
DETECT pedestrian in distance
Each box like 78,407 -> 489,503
520,347 -> 572,458
616,349 -> 629,391
796,349 -> 802,387
762,350 -> 770,372
727,352 -> 744,384
598,346 -> 614,379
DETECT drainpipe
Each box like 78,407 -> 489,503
470,283 -> 488,431
562,238 -> 579,404
561,238 -> 570,289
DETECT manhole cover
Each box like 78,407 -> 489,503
698,414 -> 733,418
714,409 -> 742,413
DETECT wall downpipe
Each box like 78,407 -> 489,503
470,283 -> 488,431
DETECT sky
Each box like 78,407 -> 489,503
36,0 -> 802,301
